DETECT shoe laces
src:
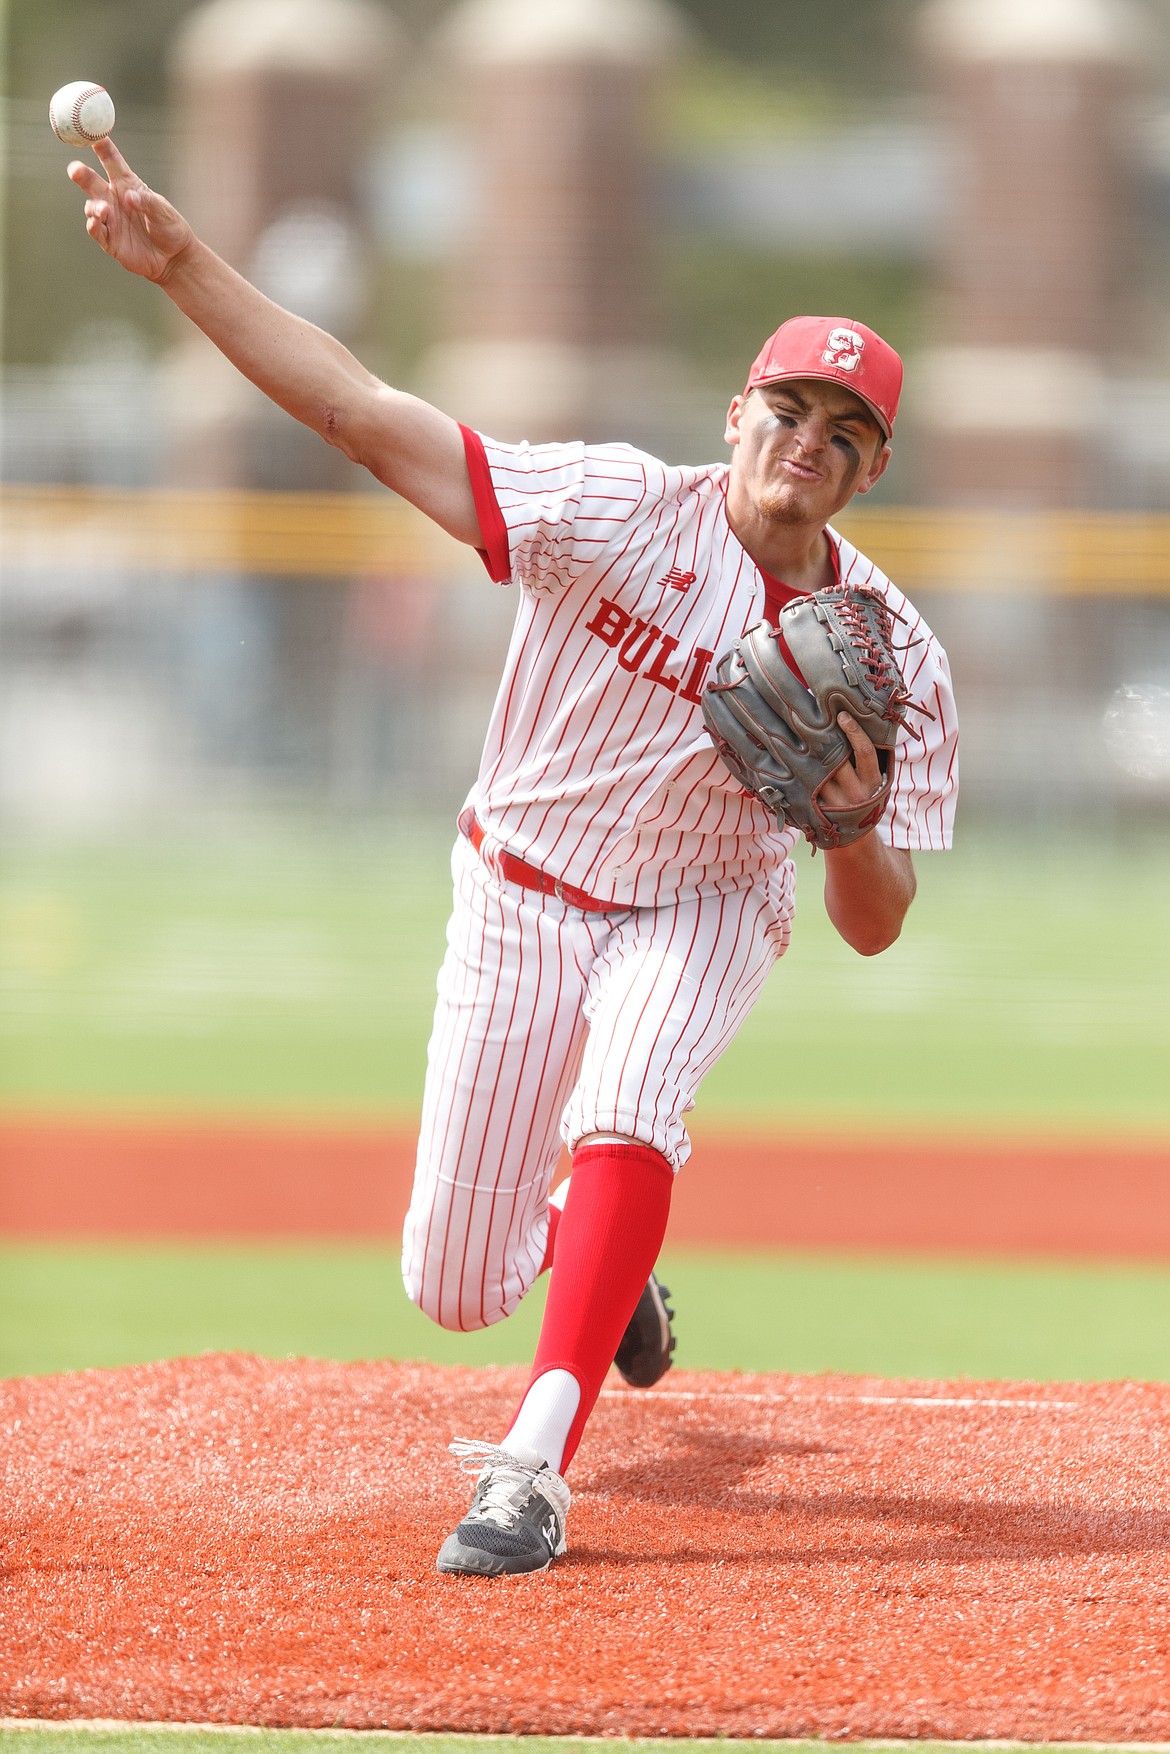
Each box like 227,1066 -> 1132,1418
448,1438 -> 570,1528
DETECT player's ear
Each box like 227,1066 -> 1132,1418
725,393 -> 748,447
857,440 -> 892,495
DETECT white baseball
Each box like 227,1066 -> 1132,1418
49,82 -> 116,147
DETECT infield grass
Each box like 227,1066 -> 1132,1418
4,822 -> 1170,1389
5,1242 -> 1170,1384
2,821 -> 1169,1130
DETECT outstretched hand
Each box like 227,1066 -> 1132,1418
67,137 -> 192,283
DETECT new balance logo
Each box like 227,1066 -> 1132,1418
656,566 -> 697,591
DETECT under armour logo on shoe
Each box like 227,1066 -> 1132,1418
656,566 -> 697,591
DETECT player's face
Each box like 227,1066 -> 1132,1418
724,380 -> 890,527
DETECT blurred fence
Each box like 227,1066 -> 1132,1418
3,486 -> 432,577
4,484 -> 1170,831
12,486 -> 1170,590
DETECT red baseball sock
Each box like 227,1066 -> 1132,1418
512,1139 -> 673,1471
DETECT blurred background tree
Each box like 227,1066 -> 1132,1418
3,0 -> 927,390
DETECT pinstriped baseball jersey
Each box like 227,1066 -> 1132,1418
460,428 -> 958,910
401,427 -> 960,1332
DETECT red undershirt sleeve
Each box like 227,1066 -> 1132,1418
459,424 -> 512,585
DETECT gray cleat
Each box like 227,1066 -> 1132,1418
436,1440 -> 571,1577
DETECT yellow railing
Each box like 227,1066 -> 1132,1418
839,510 -> 1170,594
7,486 -> 1170,593
2,486 -> 439,578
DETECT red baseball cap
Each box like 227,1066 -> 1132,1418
746,315 -> 903,439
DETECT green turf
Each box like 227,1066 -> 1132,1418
2,824 -> 1169,1130
0,826 -> 449,1118
5,1242 -> 1170,1384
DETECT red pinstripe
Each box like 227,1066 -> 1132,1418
607,902 -> 695,1133
414,847 -> 496,1325
650,901 -> 751,1146
416,865 -> 480,1324
490,901 -> 586,1313
485,911 -> 552,1310
638,899 -> 720,1139
462,873 -> 532,1329
563,875 -> 789,1163
435,879 -> 509,1330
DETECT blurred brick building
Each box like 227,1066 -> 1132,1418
424,0 -> 692,447
919,0 -> 1147,508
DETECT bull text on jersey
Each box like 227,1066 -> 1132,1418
584,595 -> 714,704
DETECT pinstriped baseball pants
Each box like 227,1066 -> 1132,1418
401,834 -> 793,1334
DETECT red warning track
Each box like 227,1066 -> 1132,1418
5,1113 -> 1170,1255
3,1353 -> 1170,1739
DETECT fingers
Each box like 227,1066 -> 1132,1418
70,165 -> 164,230
820,712 -> 882,808
837,710 -> 868,751
837,712 -> 880,785
83,193 -> 116,250
93,135 -> 136,182
67,159 -> 108,196
69,158 -> 117,251
122,183 -> 168,218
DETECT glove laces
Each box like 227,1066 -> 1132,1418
821,586 -> 912,712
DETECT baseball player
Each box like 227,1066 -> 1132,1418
69,139 -> 958,1578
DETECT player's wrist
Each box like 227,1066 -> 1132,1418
154,229 -> 212,295
821,825 -> 880,866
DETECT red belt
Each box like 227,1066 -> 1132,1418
458,809 -> 626,913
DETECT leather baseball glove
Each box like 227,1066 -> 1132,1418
701,586 -> 912,850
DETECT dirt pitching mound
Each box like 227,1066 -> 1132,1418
3,1354 -> 1170,1740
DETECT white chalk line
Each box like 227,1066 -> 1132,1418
6,1726 -> 1170,1750
599,1387 -> 1080,1410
